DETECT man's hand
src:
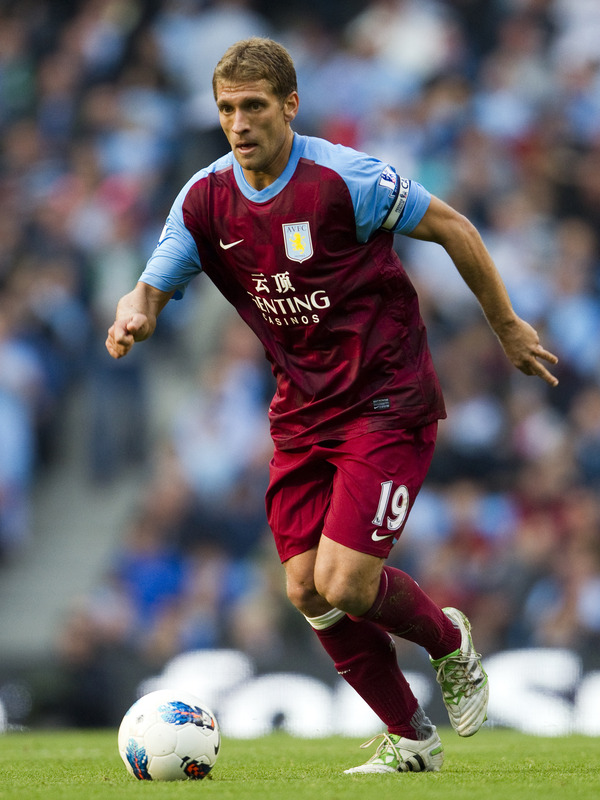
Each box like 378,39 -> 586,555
105,283 -> 174,359
105,313 -> 152,359
496,317 -> 559,387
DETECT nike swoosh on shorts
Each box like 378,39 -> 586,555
371,530 -> 394,542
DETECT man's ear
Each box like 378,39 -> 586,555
283,91 -> 299,123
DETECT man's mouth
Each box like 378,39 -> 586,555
236,142 -> 257,155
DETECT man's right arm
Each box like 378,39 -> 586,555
105,282 -> 174,359
407,195 -> 559,386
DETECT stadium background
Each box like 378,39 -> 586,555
0,0 -> 599,734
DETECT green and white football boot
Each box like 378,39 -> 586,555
344,730 -> 444,774
431,607 -> 489,737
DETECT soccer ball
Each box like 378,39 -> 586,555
117,689 -> 220,781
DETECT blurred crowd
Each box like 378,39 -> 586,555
2,0 -> 600,725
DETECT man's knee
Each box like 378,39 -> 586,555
286,577 -> 317,610
284,553 -> 330,617
313,541 -> 383,616
314,573 -> 370,616
283,542 -> 383,618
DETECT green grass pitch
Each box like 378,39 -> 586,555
0,728 -> 598,800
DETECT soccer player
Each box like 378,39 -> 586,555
106,37 -> 559,773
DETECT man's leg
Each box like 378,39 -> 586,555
312,537 -> 460,656
357,564 -> 461,659
309,426 -> 488,740
313,538 -> 488,739
270,432 -> 454,770
285,549 -> 435,741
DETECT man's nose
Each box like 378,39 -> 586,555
231,109 -> 249,133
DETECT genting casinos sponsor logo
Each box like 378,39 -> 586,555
247,271 -> 331,327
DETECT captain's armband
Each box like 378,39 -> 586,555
381,177 -> 411,231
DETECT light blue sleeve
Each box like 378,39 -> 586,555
302,138 -> 431,241
348,159 -> 431,241
139,179 -> 203,300
385,178 -> 432,235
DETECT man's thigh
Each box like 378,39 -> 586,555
266,423 -> 437,563
266,443 -> 335,563
323,423 -> 437,558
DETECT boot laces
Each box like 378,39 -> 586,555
435,652 -> 482,699
359,732 -> 401,762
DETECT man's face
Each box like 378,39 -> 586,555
216,79 -> 298,190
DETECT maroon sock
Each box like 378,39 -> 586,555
357,566 -> 461,660
313,613 -> 429,738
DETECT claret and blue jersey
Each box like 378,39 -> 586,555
143,133 -> 430,294
140,132 -> 446,448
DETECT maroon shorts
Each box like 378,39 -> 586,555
265,423 -> 437,563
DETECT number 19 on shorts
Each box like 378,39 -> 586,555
371,481 -> 409,542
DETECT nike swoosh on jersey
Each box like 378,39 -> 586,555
371,530 -> 394,542
219,238 -> 244,250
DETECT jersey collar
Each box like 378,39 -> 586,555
232,132 -> 303,203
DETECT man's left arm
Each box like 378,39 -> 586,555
408,195 -> 559,387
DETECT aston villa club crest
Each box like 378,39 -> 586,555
283,222 -> 313,263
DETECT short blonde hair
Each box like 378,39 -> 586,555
212,37 -> 297,101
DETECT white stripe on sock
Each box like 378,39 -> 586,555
304,608 -> 346,630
